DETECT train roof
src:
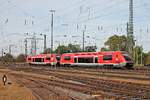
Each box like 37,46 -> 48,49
27,54 -> 58,58
100,51 -> 128,54
62,51 -> 127,55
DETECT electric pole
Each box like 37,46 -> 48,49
40,34 -> 47,53
44,34 -> 46,51
127,22 -> 129,34
82,25 -> 86,52
24,39 -> 28,56
9,45 -> 11,54
9,45 -> 14,55
1,48 -> 4,57
128,0 -> 134,56
83,30 -> 85,52
31,33 -> 37,55
26,33 -> 43,55
50,10 -> 55,53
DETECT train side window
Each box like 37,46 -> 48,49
35,58 -> 44,62
95,57 -> 98,63
103,55 -> 112,60
28,58 -> 31,60
42,58 -> 44,62
64,56 -> 71,60
46,57 -> 51,60
78,57 -> 93,63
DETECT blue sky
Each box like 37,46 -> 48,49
0,0 -> 150,55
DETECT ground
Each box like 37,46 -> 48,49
0,65 -> 150,100
0,73 -> 35,100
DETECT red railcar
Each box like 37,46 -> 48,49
26,54 -> 61,66
60,51 -> 133,68
26,51 -> 133,68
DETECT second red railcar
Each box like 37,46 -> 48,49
26,54 -> 61,66
60,51 -> 133,68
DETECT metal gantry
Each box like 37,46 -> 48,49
127,0 -> 134,56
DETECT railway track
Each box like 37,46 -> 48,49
5,69 -> 150,99
1,64 -> 150,99
4,63 -> 150,75
15,76 -> 75,100
7,65 -> 150,81
42,71 -> 150,99
13,73 -> 103,100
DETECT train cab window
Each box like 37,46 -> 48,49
46,57 -> 51,60
28,58 -> 31,60
103,55 -> 112,60
123,55 -> 132,61
64,56 -> 71,60
95,57 -> 98,63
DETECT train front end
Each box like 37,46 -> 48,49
119,52 -> 134,69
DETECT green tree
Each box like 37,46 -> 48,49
68,44 -> 81,53
100,47 -> 110,51
85,46 -> 97,52
145,52 -> 150,66
16,54 -> 26,62
55,45 -> 68,54
1,53 -> 15,63
55,44 -> 81,54
42,48 -> 54,54
104,35 -> 128,51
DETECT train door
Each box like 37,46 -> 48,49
74,57 -> 78,63
94,56 -> 98,63
56,55 -> 61,66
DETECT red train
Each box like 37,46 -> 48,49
26,54 -> 61,66
26,51 -> 133,69
60,51 -> 133,68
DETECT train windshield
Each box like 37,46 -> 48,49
123,55 -> 132,61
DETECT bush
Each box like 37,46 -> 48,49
16,54 -> 26,62
1,53 -> 15,63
